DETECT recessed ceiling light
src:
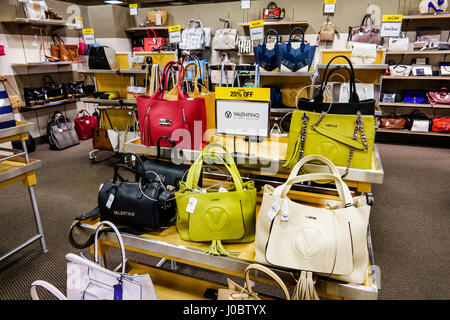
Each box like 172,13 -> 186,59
104,0 -> 124,4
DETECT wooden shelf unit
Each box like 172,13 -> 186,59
382,75 -> 450,80
402,13 -> 450,20
376,128 -> 449,137
386,50 -> 450,55
379,102 -> 450,109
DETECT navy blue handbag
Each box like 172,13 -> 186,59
254,29 -> 280,71
264,85 -> 282,107
280,27 -> 316,72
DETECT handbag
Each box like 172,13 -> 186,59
0,82 -> 16,130
12,131 -> 36,153
297,55 -> 375,115
389,64 -> 412,76
280,27 -> 317,72
402,90 -> 426,104
2,79 -> 21,110
255,155 -> 372,298
144,28 -> 165,52
99,154 -> 176,230
23,84 -> 45,107
409,110 -> 430,132
88,45 -> 119,70
265,85 -> 282,107
136,61 -> 206,150
350,42 -> 377,64
92,109 -> 114,151
147,9 -> 168,26
412,64 -> 433,76
380,113 -> 407,129
175,144 -> 257,256
212,19 -> 238,51
42,75 -> 66,102
333,83 -> 381,102
179,19 -> 206,51
254,29 -> 280,72
196,20 -> 212,48
32,221 -> 158,300
218,264 -> 290,300
263,2 -> 285,20
318,20 -> 339,42
47,111 -> 80,150
427,88 -> 450,105
348,14 -> 382,45
382,93 -> 397,103
440,62 -> 450,76
281,84 -> 308,107
24,0 -> 48,20
238,39 -> 253,54
431,117 -> 450,132
74,109 -> 98,140
388,33 -> 410,52
63,81 -> 86,99
210,54 -> 237,85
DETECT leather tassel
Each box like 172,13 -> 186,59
205,240 -> 230,256
283,138 -> 301,169
291,271 -> 319,300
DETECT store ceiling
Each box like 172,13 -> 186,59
59,0 -> 240,7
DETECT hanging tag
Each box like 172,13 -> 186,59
129,4 -> 138,16
186,197 -> 198,214
267,202 -> 280,220
168,25 -> 182,44
280,199 -> 289,221
381,15 -> 403,38
113,283 -> 123,300
106,194 -> 115,209
82,28 -> 96,45
58,128 -> 63,133
155,13 -> 162,25
241,0 -> 251,9
74,17 -> 83,29
249,20 -> 264,41
218,187 -> 228,193
324,0 -> 336,14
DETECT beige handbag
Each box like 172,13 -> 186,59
255,155 -> 371,299
318,21 -> 337,42
350,42 -> 377,64
218,264 -> 290,300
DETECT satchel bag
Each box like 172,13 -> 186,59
47,111 -> 80,150
92,109 -> 114,151
348,14 -> 382,45
380,113 -> 407,129
254,29 -> 280,72
350,42 -> 377,64
175,144 -> 257,256
255,155 -> 371,298
389,64 -> 412,76
88,45 -> 119,70
196,20 -> 212,48
218,264 -> 290,300
388,33 -> 410,52
99,154 -> 175,230
382,93 -> 397,103
333,83 -> 381,102
280,27 -> 317,72
144,28 -> 165,52
147,9 -> 168,26
263,2 -> 285,20
409,110 -> 430,132
74,109 -> 98,140
297,55 -> 375,115
431,117 -> 450,132
428,88 -> 450,105
42,75 -> 66,102
179,19 -> 206,51
440,62 -> 450,76
212,19 -> 238,51
136,61 -> 206,150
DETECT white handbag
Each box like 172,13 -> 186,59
255,155 -> 371,298
31,221 -> 158,300
25,0 -> 48,20
212,19 -> 238,50
179,18 -> 205,51
389,64 -> 412,76
196,19 -> 212,48
388,34 -> 410,52
210,54 -> 237,85
350,42 -> 377,64
334,83 -> 381,102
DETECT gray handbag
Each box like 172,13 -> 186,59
47,111 -> 80,150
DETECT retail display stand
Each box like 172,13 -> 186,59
0,122 -> 47,262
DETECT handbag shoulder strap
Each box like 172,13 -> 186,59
245,264 -> 290,300
30,281 -> 68,300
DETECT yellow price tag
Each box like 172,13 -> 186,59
215,87 -> 271,102
325,0 -> 336,3
168,25 -> 181,32
382,14 -> 403,22
82,28 -> 94,35
249,20 -> 264,28
75,16 -> 83,21
129,4 -> 138,8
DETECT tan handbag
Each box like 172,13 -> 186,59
281,84 -> 309,107
218,264 -> 290,300
318,21 -> 337,42
147,9 -> 168,26
255,155 -> 372,299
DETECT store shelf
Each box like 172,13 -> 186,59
76,69 -> 147,75
1,18 -> 76,28
379,102 -> 450,109
238,53 -> 254,57
402,13 -> 450,20
19,99 -> 78,112
238,20 -> 309,29
318,64 -> 388,70
11,62 -> 73,67
386,50 -> 450,55
382,75 -> 450,80
246,71 -> 314,78
80,97 -> 137,105
125,26 -> 181,32
376,128 -> 449,137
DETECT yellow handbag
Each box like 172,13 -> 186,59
175,144 -> 257,256
284,109 -> 375,173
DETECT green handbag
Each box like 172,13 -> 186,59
175,144 -> 257,256
284,110 -> 375,175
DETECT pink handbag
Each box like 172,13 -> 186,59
348,14 -> 382,45
143,28 -> 165,52
136,61 -> 206,150
427,88 -> 450,105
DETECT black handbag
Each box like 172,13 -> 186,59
297,55 -> 375,115
62,81 -> 85,99
88,45 -> 118,70
23,85 -> 46,106
136,136 -> 193,190
42,75 -> 66,102
98,154 -> 176,230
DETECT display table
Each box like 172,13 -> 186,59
0,122 -> 47,262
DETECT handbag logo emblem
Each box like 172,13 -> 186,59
113,210 -> 136,217
159,119 -> 172,126
225,111 -> 232,118
325,123 -> 338,128
204,207 -> 229,233
292,226 -> 326,259
314,141 -> 339,162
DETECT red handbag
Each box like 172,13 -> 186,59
431,118 -> 450,132
74,109 -> 98,140
137,61 -> 206,150
144,28 -> 165,52
427,88 -> 450,105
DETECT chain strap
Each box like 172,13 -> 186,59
298,113 -> 310,160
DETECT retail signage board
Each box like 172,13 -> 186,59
381,15 -> 403,37
169,25 -> 182,43
82,28 -> 96,45
215,87 -> 270,101
129,4 -> 138,16
74,16 -> 83,29
241,0 -> 251,9
324,0 -> 336,13
249,20 -> 264,41
216,100 -> 270,138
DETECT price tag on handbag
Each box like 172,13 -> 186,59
381,15 -> 403,37
267,202 -> 280,220
186,197 -> 198,214
82,28 -> 96,45
106,194 -> 115,209
129,4 -> 138,16
249,20 -> 264,41
324,0 -> 336,13
168,25 -> 182,43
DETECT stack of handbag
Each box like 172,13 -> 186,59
136,61 -> 207,151
254,28 -> 317,72
255,155 -> 372,300
47,111 -> 80,150
284,55 -> 375,174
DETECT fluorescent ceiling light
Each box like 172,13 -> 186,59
104,0 -> 124,4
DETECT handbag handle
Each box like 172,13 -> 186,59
245,264 -> 290,300
183,61 -> 201,97
287,27 -> 306,51
30,280 -> 68,300
93,221 -> 127,274
146,28 -> 158,45
267,1 -> 278,9
156,136 -> 176,160
43,75 -> 57,86
76,109 -> 90,118
157,61 -> 188,100
285,154 -> 341,182
263,29 -> 279,46
113,153 -> 146,183
361,13 -> 373,27
185,143 -> 244,191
